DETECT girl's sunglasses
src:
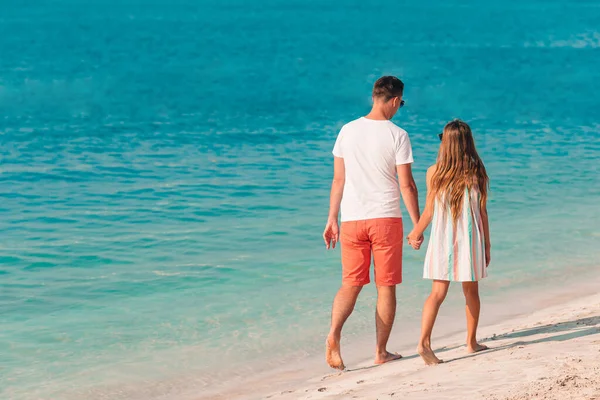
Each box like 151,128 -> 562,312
438,133 -> 443,141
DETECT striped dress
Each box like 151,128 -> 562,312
423,187 -> 487,282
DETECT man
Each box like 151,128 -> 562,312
323,76 -> 422,370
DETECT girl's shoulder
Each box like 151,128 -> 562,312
426,164 -> 438,177
426,164 -> 437,186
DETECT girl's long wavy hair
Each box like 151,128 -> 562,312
431,120 -> 489,221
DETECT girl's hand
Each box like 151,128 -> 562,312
407,231 -> 423,250
485,245 -> 491,266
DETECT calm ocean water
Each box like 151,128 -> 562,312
1,1 -> 600,399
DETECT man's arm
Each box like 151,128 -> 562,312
407,165 -> 435,249
396,163 -> 420,226
323,157 -> 345,249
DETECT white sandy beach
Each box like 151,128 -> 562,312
208,275 -> 600,400
268,293 -> 600,399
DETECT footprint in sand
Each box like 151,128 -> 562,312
321,371 -> 344,381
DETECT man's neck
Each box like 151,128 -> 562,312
364,108 -> 391,121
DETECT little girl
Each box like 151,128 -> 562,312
408,119 -> 491,365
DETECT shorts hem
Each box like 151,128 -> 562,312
374,280 -> 402,286
342,280 -> 370,287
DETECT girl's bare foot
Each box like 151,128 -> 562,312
325,335 -> 345,370
417,345 -> 443,365
374,351 -> 402,365
466,343 -> 489,353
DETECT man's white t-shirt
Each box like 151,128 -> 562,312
332,117 -> 414,222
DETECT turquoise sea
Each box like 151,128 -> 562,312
1,1 -> 600,399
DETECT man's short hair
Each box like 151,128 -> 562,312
372,76 -> 404,100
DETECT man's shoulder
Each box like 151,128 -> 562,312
340,117 -> 364,131
387,121 -> 409,137
340,118 -> 409,140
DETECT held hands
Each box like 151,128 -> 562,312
323,219 -> 339,249
406,230 -> 424,250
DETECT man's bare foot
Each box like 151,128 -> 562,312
374,351 -> 402,365
466,343 -> 489,353
417,345 -> 443,365
325,335 -> 345,370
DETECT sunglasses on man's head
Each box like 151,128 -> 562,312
399,100 -> 405,108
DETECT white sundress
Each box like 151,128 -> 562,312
423,187 -> 487,282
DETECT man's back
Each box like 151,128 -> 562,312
333,117 -> 413,222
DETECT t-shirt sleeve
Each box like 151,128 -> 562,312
395,131 -> 414,165
332,127 -> 344,158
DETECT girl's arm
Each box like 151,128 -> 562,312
481,201 -> 491,266
407,165 -> 436,249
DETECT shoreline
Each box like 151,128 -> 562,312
203,271 -> 600,400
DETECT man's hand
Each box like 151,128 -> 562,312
406,230 -> 424,250
323,219 -> 339,249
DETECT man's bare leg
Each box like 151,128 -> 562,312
326,284 -> 362,370
374,285 -> 402,364
463,281 -> 488,353
417,280 -> 450,365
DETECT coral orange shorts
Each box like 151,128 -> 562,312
340,218 -> 403,286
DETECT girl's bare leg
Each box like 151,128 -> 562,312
417,280 -> 450,365
462,281 -> 488,353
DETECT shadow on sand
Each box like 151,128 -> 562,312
442,314 -> 600,364
327,315 -> 600,374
